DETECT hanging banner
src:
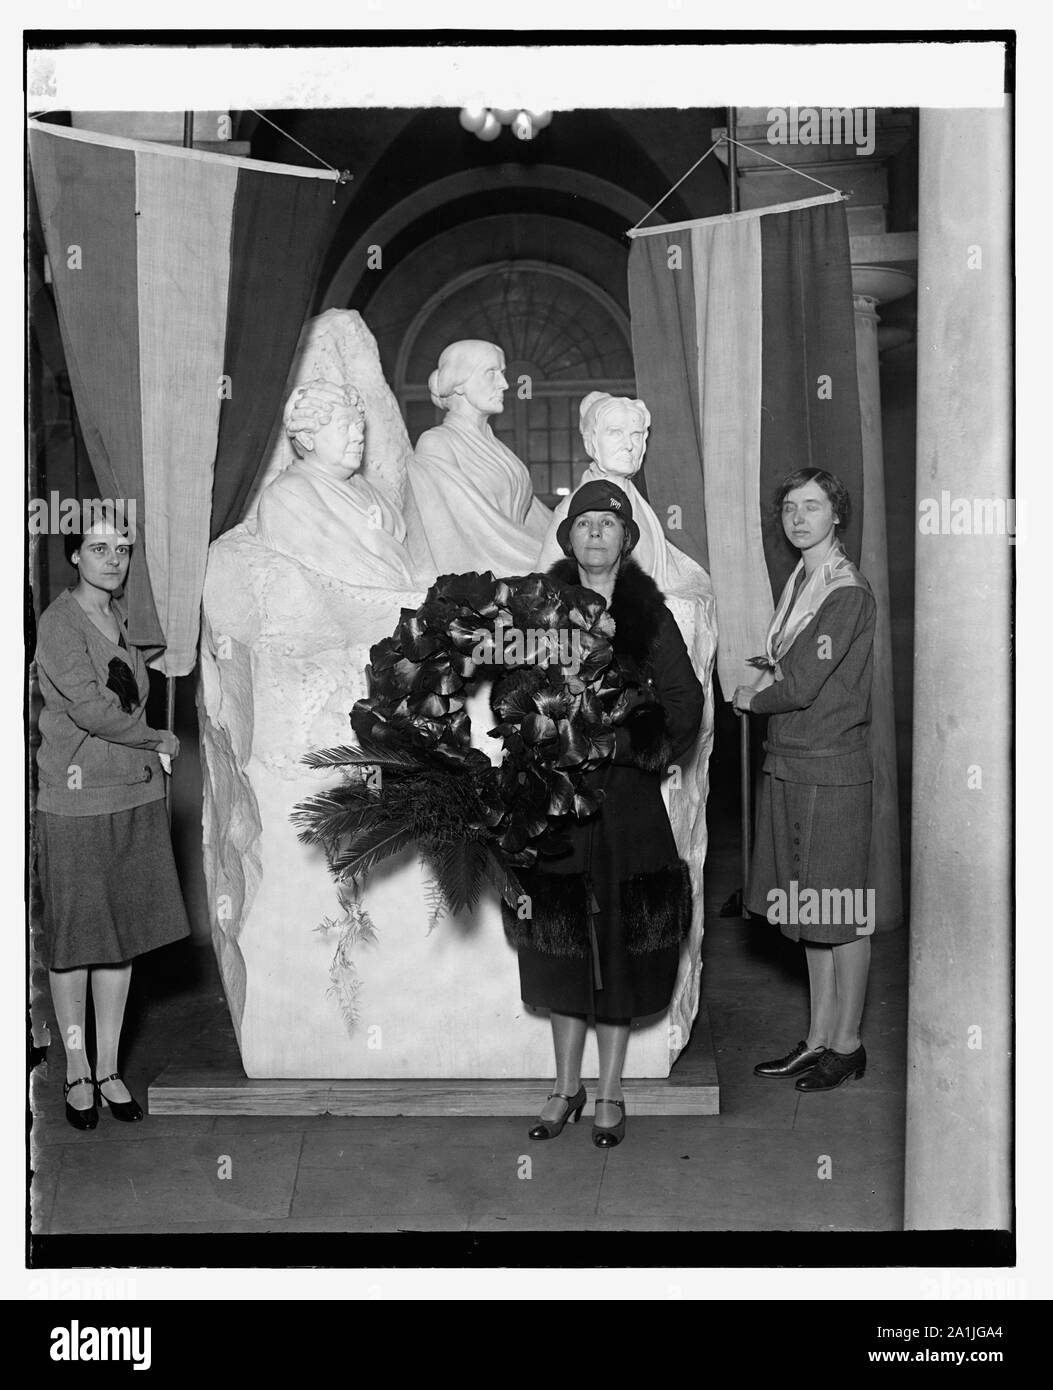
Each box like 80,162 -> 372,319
29,119 -> 346,675
627,193 -> 864,697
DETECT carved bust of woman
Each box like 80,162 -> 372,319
255,380 -> 416,591
407,340 -> 551,578
538,392 -> 711,600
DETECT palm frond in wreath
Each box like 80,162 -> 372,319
293,569 -> 644,938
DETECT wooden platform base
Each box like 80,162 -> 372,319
148,1008 -> 720,1116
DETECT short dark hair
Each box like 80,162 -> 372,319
772,468 -> 852,531
63,530 -> 84,566
63,526 -> 133,567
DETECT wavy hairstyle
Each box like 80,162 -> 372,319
578,391 -> 652,461
772,468 -> 852,532
283,381 -> 361,457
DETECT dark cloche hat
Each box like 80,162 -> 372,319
556,479 -> 640,556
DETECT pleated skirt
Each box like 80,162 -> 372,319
36,802 -> 191,970
746,774 -> 872,944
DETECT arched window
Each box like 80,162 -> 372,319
396,261 -> 635,506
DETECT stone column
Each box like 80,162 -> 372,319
851,268 -> 914,932
904,107 -> 1012,1230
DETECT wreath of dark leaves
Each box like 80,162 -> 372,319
292,570 -> 645,922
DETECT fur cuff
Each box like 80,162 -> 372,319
501,869 -> 590,957
623,861 -> 693,954
502,861 -> 694,959
624,702 -> 674,774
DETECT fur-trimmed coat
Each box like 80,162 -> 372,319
497,557 -> 705,1019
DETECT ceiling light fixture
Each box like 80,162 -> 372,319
459,107 -> 553,142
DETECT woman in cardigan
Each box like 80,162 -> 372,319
502,479 -> 705,1147
733,469 -> 876,1091
34,519 -> 190,1129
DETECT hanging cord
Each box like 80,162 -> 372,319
248,109 -> 352,184
628,132 -> 847,235
627,137 -> 724,235
722,133 -> 848,196
30,109 -> 352,191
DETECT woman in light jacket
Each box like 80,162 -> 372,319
734,469 -> 876,1092
34,519 -> 189,1129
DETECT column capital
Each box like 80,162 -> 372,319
852,264 -> 916,306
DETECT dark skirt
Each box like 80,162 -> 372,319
517,935 -> 681,1023
516,842 -> 684,1021
36,802 -> 191,970
513,754 -> 687,1021
746,774 -> 872,945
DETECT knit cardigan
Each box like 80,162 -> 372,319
34,589 -> 166,817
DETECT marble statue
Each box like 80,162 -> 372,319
199,312 -> 428,1075
245,307 -> 436,581
256,380 -> 416,590
199,316 -> 696,1080
538,391 -> 719,1068
407,339 -> 551,578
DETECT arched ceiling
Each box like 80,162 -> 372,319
238,105 -> 731,310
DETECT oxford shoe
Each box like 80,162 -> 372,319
795,1045 -> 867,1092
753,1040 -> 827,1079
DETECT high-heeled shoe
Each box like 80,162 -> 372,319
528,1084 -> 587,1140
591,1097 -> 626,1148
94,1073 -> 144,1122
63,1076 -> 98,1131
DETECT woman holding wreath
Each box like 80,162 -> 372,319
734,469 -> 876,1092
501,479 -> 705,1147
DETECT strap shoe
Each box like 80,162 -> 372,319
95,1073 -> 144,1122
63,1076 -> 98,1131
528,1084 -> 586,1140
591,1097 -> 626,1148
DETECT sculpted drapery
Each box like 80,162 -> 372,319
255,379 -> 417,592
407,339 -> 551,579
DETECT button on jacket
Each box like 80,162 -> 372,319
750,585 -> 876,786
35,589 -> 166,817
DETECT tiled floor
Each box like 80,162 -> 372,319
28,801 -> 908,1239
